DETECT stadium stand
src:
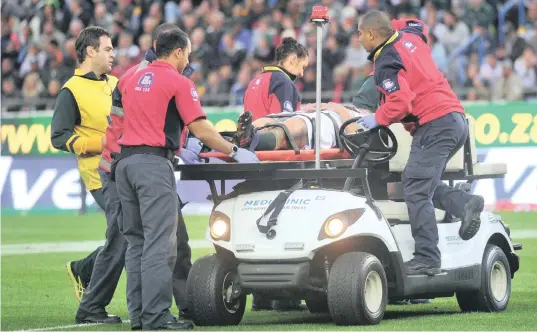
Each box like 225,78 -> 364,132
1,0 -> 536,113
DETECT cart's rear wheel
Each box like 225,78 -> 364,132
456,244 -> 511,312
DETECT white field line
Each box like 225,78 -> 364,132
1,239 -> 211,256
12,320 -> 130,332
1,230 -> 536,256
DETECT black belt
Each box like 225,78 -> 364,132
120,146 -> 176,163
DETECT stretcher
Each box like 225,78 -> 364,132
178,116 -> 507,223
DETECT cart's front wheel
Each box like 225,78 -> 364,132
186,254 -> 246,326
327,252 -> 387,325
456,244 -> 511,312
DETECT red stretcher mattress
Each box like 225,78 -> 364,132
200,148 -> 351,162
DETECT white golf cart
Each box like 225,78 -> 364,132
177,118 -> 522,327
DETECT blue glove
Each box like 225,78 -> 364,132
356,114 -> 379,129
233,148 -> 260,163
178,148 -> 202,164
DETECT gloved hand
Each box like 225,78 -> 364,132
232,148 -> 260,163
356,113 -> 379,129
178,148 -> 202,164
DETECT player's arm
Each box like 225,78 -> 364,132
50,89 -> 103,155
352,74 -> 379,113
374,53 -> 416,127
175,78 -> 234,155
269,77 -> 299,114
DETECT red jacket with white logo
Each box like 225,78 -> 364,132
371,19 -> 463,133
243,66 -> 301,121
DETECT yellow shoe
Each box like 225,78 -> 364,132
65,262 -> 86,303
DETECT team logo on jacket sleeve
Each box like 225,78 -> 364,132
191,88 -> 199,101
138,72 -> 154,87
284,101 -> 294,112
382,79 -> 398,94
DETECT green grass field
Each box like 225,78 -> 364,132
2,212 -> 536,331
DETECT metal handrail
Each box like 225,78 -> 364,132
447,32 -> 485,86
498,0 -> 525,44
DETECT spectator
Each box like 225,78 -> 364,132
219,32 -> 247,71
332,65 -> 349,103
464,63 -> 489,100
514,46 -> 537,90
111,54 -> 134,78
527,22 -> 537,54
22,72 -> 45,99
344,32 -> 369,69
300,68 -> 317,104
433,10 -> 470,54
117,30 -> 140,60
491,61 -> 524,101
229,66 -> 252,106
42,21 -> 66,47
204,71 -> 227,106
430,33 -> 448,72
40,55 -> 72,87
94,3 -> 114,33
2,58 -> 22,88
461,0 -> 495,33
2,77 -> 22,112
479,53 -> 503,86
19,43 -> 47,78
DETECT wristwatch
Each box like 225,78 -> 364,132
229,144 -> 239,158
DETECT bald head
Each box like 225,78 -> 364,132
359,10 -> 393,37
152,23 -> 179,44
357,10 -> 395,52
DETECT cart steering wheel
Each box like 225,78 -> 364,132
339,117 -> 398,163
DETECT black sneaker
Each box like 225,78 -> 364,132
404,259 -> 441,276
178,309 -> 191,320
150,318 -> 194,330
75,310 -> 122,324
233,111 -> 256,148
459,195 -> 484,240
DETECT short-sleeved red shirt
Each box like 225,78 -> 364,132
119,60 -> 206,150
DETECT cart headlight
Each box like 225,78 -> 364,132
209,211 -> 231,241
325,218 -> 345,237
318,208 -> 365,240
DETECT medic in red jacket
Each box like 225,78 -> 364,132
357,16 -> 464,134
243,37 -> 309,121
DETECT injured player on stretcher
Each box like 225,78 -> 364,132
232,102 -> 367,152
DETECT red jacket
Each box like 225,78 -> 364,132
243,66 -> 301,121
371,19 -> 463,133
99,60 -> 150,172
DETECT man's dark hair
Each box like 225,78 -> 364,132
155,27 -> 189,58
359,10 -> 394,38
75,26 -> 112,63
275,37 -> 309,63
152,23 -> 179,44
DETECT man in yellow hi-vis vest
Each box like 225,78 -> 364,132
51,26 -> 120,324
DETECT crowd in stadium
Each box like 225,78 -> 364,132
1,0 -> 537,112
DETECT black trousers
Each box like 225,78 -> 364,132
71,173 -> 192,314
402,112 -> 472,266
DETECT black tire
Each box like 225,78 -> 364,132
306,297 -> 329,313
456,244 -> 511,312
327,252 -> 387,325
186,254 -> 246,326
